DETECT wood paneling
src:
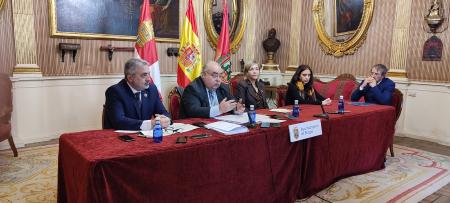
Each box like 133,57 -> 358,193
33,0 -> 180,76
0,0 -> 16,75
407,0 -> 450,82
291,0 -> 396,77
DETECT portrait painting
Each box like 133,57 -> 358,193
49,0 -> 179,42
334,0 -> 364,36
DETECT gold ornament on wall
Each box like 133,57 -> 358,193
0,0 -> 5,10
424,0 -> 448,33
312,0 -> 374,57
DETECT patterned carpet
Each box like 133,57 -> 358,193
0,144 -> 449,203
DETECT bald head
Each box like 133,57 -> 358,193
201,61 -> 223,89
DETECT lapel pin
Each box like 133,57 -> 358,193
144,93 -> 148,98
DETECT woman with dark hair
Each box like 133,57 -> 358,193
235,62 -> 268,110
285,65 -> 332,105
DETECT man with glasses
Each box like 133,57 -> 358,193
180,61 -> 245,118
351,64 -> 395,105
104,58 -> 171,130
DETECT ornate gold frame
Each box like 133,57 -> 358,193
0,0 -> 4,10
204,0 -> 247,53
313,0 -> 374,57
47,0 -> 179,43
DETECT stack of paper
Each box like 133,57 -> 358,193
205,121 -> 249,135
114,123 -> 199,138
215,114 -> 285,124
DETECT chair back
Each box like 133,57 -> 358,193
313,73 -> 359,100
391,88 -> 403,122
168,86 -> 184,120
230,73 -> 245,95
276,84 -> 288,107
0,74 -> 12,141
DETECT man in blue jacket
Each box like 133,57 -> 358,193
351,64 -> 395,105
104,58 -> 170,130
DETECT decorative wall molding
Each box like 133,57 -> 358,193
389,0 -> 412,77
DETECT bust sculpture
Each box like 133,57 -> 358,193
262,28 -> 280,64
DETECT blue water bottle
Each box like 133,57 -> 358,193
153,117 -> 163,143
247,105 -> 256,126
292,100 -> 300,117
338,95 -> 345,114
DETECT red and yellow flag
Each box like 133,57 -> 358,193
135,0 -> 161,93
177,0 -> 202,88
214,0 -> 232,84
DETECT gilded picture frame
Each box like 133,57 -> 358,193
333,0 -> 364,37
0,0 -> 5,10
313,0 -> 374,57
204,0 -> 247,53
48,0 -> 179,43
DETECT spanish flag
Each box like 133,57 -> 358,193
214,0 -> 232,84
177,0 -> 202,88
135,0 -> 161,94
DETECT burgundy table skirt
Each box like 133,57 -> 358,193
57,103 -> 395,203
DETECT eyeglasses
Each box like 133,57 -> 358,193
205,71 -> 224,79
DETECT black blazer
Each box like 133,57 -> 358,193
235,79 -> 268,110
285,82 -> 325,105
180,77 -> 235,118
104,79 -> 170,130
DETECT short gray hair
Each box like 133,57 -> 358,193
124,58 -> 148,78
373,64 -> 388,76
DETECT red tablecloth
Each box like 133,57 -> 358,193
57,103 -> 395,203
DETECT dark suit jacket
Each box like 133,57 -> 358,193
104,79 -> 169,130
351,77 -> 395,105
285,82 -> 326,105
180,77 -> 235,118
235,79 -> 268,110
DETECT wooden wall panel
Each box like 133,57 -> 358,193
270,0 -> 292,71
407,0 -> 450,82
293,0 -> 396,78
33,0 -> 180,76
0,0 -> 16,75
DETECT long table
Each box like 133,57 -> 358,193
57,103 -> 395,203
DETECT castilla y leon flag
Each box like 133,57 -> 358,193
135,0 -> 161,94
177,0 -> 202,88
214,0 -> 232,84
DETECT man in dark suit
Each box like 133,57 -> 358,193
180,61 -> 245,118
104,58 -> 170,130
351,64 -> 395,105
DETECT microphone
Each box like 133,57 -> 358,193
313,104 -> 329,119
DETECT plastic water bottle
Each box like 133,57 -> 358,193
338,95 -> 345,114
292,100 -> 300,117
153,117 -> 163,143
247,105 -> 256,126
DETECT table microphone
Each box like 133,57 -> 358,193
313,104 -> 329,119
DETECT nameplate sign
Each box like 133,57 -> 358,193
288,119 -> 322,143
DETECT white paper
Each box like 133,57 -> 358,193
288,119 -> 322,142
114,130 -> 140,133
270,108 -> 292,113
205,121 -> 249,135
215,114 -> 285,124
137,123 -> 199,138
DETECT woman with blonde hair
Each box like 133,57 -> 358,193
235,62 -> 268,110
285,65 -> 332,105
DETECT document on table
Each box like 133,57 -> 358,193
115,123 -> 199,138
205,121 -> 248,135
270,108 -> 292,113
215,114 -> 285,124
349,102 -> 374,106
